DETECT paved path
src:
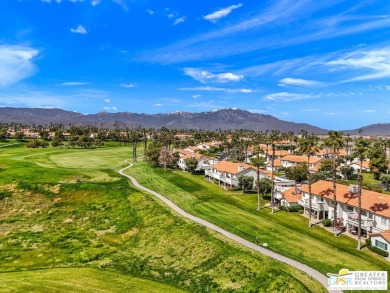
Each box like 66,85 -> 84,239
119,161 -> 337,293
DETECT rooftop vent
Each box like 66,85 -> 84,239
349,185 -> 358,194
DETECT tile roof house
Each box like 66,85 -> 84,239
280,155 -> 323,172
348,161 -> 371,173
370,230 -> 390,256
177,153 -> 218,171
298,180 -> 390,238
205,161 -> 267,189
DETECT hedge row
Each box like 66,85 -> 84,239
366,238 -> 389,257
281,205 -> 303,212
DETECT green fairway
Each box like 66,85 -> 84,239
0,142 -> 325,292
124,163 -> 390,279
0,268 -> 185,292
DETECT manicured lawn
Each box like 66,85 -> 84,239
125,164 -> 390,281
0,142 -> 325,292
0,268 -> 185,293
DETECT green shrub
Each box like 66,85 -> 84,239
0,190 -> 12,200
281,205 -> 303,212
366,238 -> 389,257
322,219 -> 332,227
367,245 -> 389,257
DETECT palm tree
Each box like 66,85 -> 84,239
251,139 -> 265,211
352,136 -> 370,250
298,131 -> 320,228
324,131 -> 345,236
344,133 -> 352,155
268,130 -> 280,214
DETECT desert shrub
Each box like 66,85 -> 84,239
0,190 -> 12,200
322,219 -> 332,227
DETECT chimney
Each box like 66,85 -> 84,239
238,165 -> 244,172
294,184 -> 302,194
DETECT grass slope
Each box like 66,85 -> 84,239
124,164 -> 390,280
0,142 -> 324,292
0,268 -> 184,293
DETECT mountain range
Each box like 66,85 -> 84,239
0,107 -> 388,135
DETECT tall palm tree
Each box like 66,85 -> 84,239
344,133 -> 352,155
324,131 -> 345,236
298,131 -> 320,228
251,139 -> 266,211
352,137 -> 370,250
268,130 -> 280,214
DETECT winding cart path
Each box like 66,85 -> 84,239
119,161 -> 337,292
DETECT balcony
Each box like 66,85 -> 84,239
205,170 -> 220,180
297,199 -> 326,211
346,212 -> 374,229
220,175 -> 238,186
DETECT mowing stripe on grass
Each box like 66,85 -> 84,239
119,160 -> 339,293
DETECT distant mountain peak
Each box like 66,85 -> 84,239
0,106 -> 331,133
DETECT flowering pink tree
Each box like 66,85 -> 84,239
158,146 -> 173,170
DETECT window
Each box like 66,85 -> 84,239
375,240 -> 388,251
347,205 -> 353,212
380,217 -> 388,225
318,197 -> 324,203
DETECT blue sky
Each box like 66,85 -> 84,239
1,0 -> 390,130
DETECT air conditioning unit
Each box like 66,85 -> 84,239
349,185 -> 358,194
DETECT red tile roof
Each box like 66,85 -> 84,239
281,155 -> 323,164
370,230 -> 390,243
212,161 -> 254,175
282,186 -> 301,203
301,180 -> 390,218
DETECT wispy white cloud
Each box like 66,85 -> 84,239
70,25 -> 87,34
112,0 -> 128,12
153,103 -> 163,107
192,95 -> 201,99
364,109 -> 375,113
0,45 -> 39,87
278,77 -> 324,87
60,82 -> 89,86
173,17 -> 186,26
204,3 -> 243,23
264,92 -> 315,102
104,98 -> 111,103
328,47 -> 390,82
179,86 -> 252,93
184,68 -> 243,83
137,1 -> 390,64
120,83 -> 137,88
91,0 -> 101,6
146,9 -> 155,15
279,112 -> 289,115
